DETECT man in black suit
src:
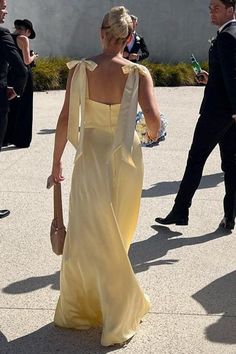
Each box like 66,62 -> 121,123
156,0 -> 236,230
123,15 -> 149,63
0,0 -> 27,218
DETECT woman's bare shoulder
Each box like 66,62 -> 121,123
16,35 -> 28,41
16,35 -> 29,44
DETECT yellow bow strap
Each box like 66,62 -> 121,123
110,64 -> 148,168
122,63 -> 149,76
67,60 -> 97,159
67,59 -> 97,71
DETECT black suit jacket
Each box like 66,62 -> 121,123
124,33 -> 149,63
0,27 -> 27,96
200,21 -> 236,117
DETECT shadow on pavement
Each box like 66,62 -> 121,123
192,270 -> 236,344
2,271 -> 60,294
129,225 -> 230,274
142,172 -> 224,198
3,228 -> 231,294
0,324 -> 121,354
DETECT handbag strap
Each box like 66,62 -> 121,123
53,183 -> 64,228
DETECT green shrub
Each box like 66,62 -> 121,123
32,57 -> 209,91
142,60 -> 208,86
32,57 -> 70,91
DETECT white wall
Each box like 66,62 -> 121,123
5,0 -> 215,63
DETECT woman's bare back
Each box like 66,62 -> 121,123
86,55 -> 131,105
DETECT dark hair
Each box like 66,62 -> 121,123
14,19 -> 36,39
220,0 -> 235,10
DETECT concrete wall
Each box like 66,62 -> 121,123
5,0 -> 215,63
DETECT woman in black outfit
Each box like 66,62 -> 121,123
4,19 -> 38,148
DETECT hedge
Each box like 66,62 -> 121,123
32,57 -> 209,91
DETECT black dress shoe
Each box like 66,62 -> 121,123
219,217 -> 235,230
155,210 -> 188,226
0,209 -> 10,219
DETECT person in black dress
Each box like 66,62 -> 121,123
0,0 -> 27,218
4,19 -> 38,148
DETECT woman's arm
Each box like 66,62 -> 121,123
51,68 -> 75,183
138,70 -> 160,139
16,35 -> 37,65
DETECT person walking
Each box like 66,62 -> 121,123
156,0 -> 236,231
50,6 -> 160,346
0,0 -> 27,218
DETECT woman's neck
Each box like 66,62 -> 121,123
102,46 -> 124,58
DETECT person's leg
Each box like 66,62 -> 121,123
0,87 -> 8,150
3,98 -> 18,146
0,88 -> 10,218
219,121 -> 236,229
174,117 -> 233,211
156,115 -> 233,225
13,72 -> 33,148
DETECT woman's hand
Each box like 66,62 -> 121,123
51,161 -> 65,184
147,129 -> 158,141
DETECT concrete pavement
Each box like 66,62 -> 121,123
0,87 -> 236,354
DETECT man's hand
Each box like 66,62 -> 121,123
129,53 -> 139,61
7,87 -> 17,101
196,70 -> 209,85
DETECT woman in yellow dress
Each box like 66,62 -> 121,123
51,6 -> 160,346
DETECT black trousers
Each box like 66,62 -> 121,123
0,87 -> 8,150
174,114 -> 236,220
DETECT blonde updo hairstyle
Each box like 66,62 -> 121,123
101,6 -> 133,45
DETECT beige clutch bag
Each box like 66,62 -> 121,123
47,176 -> 66,255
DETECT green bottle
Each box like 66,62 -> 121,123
191,54 -> 202,75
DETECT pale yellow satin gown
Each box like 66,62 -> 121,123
54,60 -> 150,346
